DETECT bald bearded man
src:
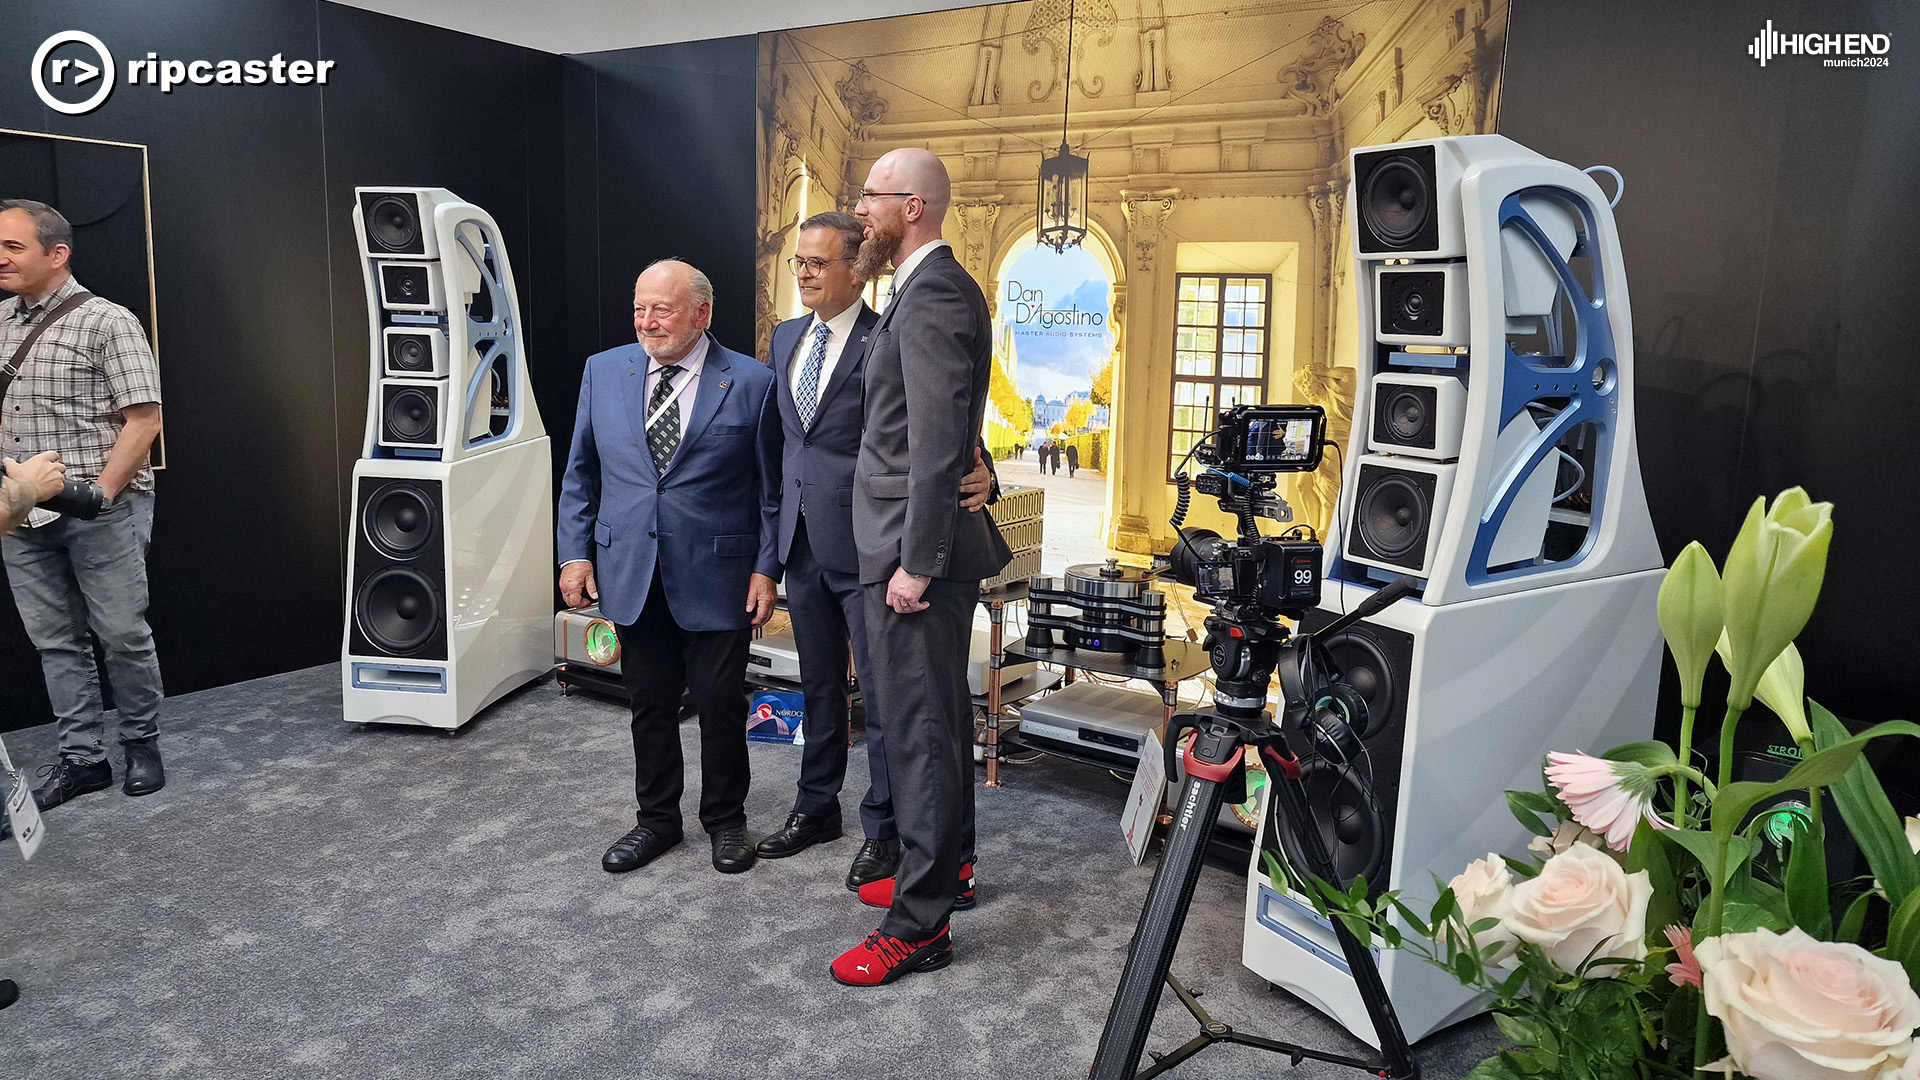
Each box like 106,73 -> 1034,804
829,148 -> 1011,987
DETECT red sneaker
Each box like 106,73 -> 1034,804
830,926 -> 953,987
856,861 -> 976,910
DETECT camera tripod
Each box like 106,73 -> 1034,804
1089,581 -> 1420,1080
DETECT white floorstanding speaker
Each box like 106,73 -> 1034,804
342,188 -> 553,731
1241,135 -> 1667,1044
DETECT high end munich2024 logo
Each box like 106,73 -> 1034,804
31,31 -> 336,116
1748,20 -> 1892,68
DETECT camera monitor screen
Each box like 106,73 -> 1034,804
1228,405 -> 1325,472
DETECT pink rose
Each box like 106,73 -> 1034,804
1444,853 -> 1519,967
1696,927 -> 1920,1080
1503,843 -> 1651,977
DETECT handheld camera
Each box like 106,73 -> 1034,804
0,458 -> 104,520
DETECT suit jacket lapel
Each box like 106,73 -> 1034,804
665,336 -> 733,477
811,303 -> 875,423
873,246 -> 951,336
620,346 -> 662,481
770,318 -> 803,432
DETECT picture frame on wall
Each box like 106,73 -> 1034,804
0,127 -> 165,469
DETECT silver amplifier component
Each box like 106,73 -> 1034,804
746,631 -> 803,683
1014,681 -> 1166,768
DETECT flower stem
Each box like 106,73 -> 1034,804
1695,700 -> 1747,1072
1673,704 -> 1698,827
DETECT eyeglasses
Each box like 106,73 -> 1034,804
856,191 -> 917,204
787,256 -> 854,276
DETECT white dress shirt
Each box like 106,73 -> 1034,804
787,300 -> 867,407
644,333 -> 709,443
888,239 -> 952,296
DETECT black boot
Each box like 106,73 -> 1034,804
123,737 -> 165,797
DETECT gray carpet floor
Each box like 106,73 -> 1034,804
0,664 -> 1500,1079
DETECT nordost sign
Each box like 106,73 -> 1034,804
31,30 -> 336,116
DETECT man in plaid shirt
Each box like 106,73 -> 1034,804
0,199 -> 166,814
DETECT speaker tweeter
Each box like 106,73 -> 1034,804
378,262 -> 445,314
1375,263 -> 1468,347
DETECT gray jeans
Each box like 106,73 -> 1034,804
2,490 -> 163,762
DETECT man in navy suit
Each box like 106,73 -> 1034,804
757,211 -> 996,890
558,258 -> 780,877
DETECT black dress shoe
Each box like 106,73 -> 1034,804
755,810 -> 843,859
846,836 -> 902,890
0,978 -> 17,1010
123,737 -> 165,797
602,825 -> 680,873
31,756 -> 113,812
711,826 -> 756,874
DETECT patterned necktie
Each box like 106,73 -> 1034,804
647,365 -> 683,471
795,322 -> 830,429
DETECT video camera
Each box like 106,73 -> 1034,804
0,458 -> 104,520
1165,403 -> 1327,619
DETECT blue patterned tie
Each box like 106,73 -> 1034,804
795,321 -> 830,429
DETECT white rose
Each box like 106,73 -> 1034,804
1695,927 -> 1920,1080
1906,816 -> 1920,855
1528,819 -> 1609,858
1881,1045 -> 1920,1080
1444,853 -> 1519,967
1503,842 -> 1652,977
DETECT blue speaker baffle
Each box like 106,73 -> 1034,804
1468,187 -> 1621,587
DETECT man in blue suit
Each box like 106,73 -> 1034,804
558,258 -> 780,876
755,212 -> 996,889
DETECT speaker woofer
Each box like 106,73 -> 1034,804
1357,472 -> 1432,561
1355,145 -> 1440,254
1362,158 -> 1432,247
387,332 -> 433,373
1274,758 -> 1387,891
1384,388 -> 1432,444
382,385 -> 439,445
364,483 -> 437,559
356,566 -> 442,654
366,194 -> 422,254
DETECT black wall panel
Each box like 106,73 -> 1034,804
0,5 -> 757,734
1501,0 -> 1920,724
0,0 -> 335,728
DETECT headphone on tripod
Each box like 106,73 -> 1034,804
1277,635 -> 1373,767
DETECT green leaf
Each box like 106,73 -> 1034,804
1493,1012 -> 1548,1050
1452,948 -> 1481,983
1465,1057 -> 1530,1080
1602,740 -> 1680,768
1508,788 -> 1561,815
1665,828 -> 1756,890
1430,886 -> 1460,927
1501,855 -> 1540,880
1722,892 -> 1792,934
1626,818 -> 1683,933
1716,719 -> 1920,839
1887,887 -> 1920,986
1814,705 -> 1920,910
1389,896 -> 1432,938
1508,790 -> 1555,838
1838,891 -> 1874,943
1785,812 -> 1834,937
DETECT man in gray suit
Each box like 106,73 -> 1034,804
829,149 -> 1011,987
757,211 -> 997,890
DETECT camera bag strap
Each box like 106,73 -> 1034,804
0,291 -> 95,406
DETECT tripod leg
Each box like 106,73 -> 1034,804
1269,771 -> 1421,1079
1090,729 -> 1236,1080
